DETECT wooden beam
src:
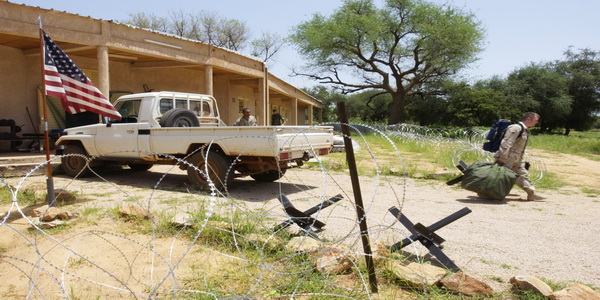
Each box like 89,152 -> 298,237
230,78 -> 259,86
130,61 -> 199,69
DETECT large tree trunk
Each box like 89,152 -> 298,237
388,93 -> 406,125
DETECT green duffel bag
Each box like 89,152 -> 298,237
461,161 -> 518,200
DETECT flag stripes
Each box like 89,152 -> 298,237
42,30 -> 121,120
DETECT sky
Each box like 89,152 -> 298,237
13,0 -> 600,88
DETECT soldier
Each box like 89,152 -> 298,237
495,112 -> 545,201
233,108 -> 257,126
271,109 -> 285,126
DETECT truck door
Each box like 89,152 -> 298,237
95,99 -> 143,159
95,123 -> 142,159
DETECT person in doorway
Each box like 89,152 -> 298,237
494,112 -> 545,201
233,108 -> 257,126
271,109 -> 285,126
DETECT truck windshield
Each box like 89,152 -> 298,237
114,99 -> 141,118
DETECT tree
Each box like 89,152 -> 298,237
289,0 -> 484,124
444,82 -> 507,127
506,64 -> 572,132
126,12 -> 168,32
302,85 -> 347,122
123,11 -> 250,52
197,11 -> 222,46
218,19 -> 250,52
251,31 -> 285,65
555,48 -> 600,135
169,10 -> 202,40
405,93 -> 447,126
345,91 -> 392,123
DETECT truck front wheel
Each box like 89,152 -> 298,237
61,145 -> 91,177
250,169 -> 286,182
186,151 -> 233,191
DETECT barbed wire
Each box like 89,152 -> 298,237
0,123 -> 547,298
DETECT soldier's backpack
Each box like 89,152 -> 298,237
482,119 -> 524,152
460,161 -> 518,200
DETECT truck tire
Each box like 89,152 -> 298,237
186,150 -> 233,191
250,169 -> 286,182
61,145 -> 91,177
159,108 -> 199,127
128,163 -> 153,171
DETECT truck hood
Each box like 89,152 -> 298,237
61,124 -> 101,136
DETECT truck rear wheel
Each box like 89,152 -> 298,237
61,145 -> 91,177
186,150 -> 233,191
159,108 -> 199,127
250,169 -> 286,182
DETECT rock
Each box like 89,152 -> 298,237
413,173 -> 426,179
549,283 -> 600,300
438,272 -> 493,296
56,210 -> 77,220
40,207 -> 62,222
171,212 -> 194,227
31,205 -> 50,217
509,275 -> 553,297
385,260 -> 447,288
119,205 -> 150,219
311,247 -> 354,274
39,219 -> 67,229
39,220 -> 58,229
286,236 -> 322,253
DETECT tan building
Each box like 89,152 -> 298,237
0,2 -> 323,152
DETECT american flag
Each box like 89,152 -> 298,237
42,30 -> 121,120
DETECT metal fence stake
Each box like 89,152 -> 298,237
336,101 -> 378,293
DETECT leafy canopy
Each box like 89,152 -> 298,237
290,0 -> 484,124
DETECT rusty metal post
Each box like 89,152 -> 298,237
336,101 -> 378,293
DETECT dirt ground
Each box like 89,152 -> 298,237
0,149 -> 599,298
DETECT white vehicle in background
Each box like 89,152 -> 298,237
55,91 -> 334,190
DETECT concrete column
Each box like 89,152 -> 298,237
308,105 -> 314,125
204,65 -> 213,95
255,67 -> 268,125
97,46 -> 110,99
292,98 -> 298,125
262,68 -> 269,125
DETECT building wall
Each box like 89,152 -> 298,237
0,46 -> 41,142
106,62 -> 206,96
229,83 -> 259,125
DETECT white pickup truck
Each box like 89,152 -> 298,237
54,91 -> 334,190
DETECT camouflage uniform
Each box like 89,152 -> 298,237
493,122 -> 534,191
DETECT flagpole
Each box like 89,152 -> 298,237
38,17 -> 56,207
